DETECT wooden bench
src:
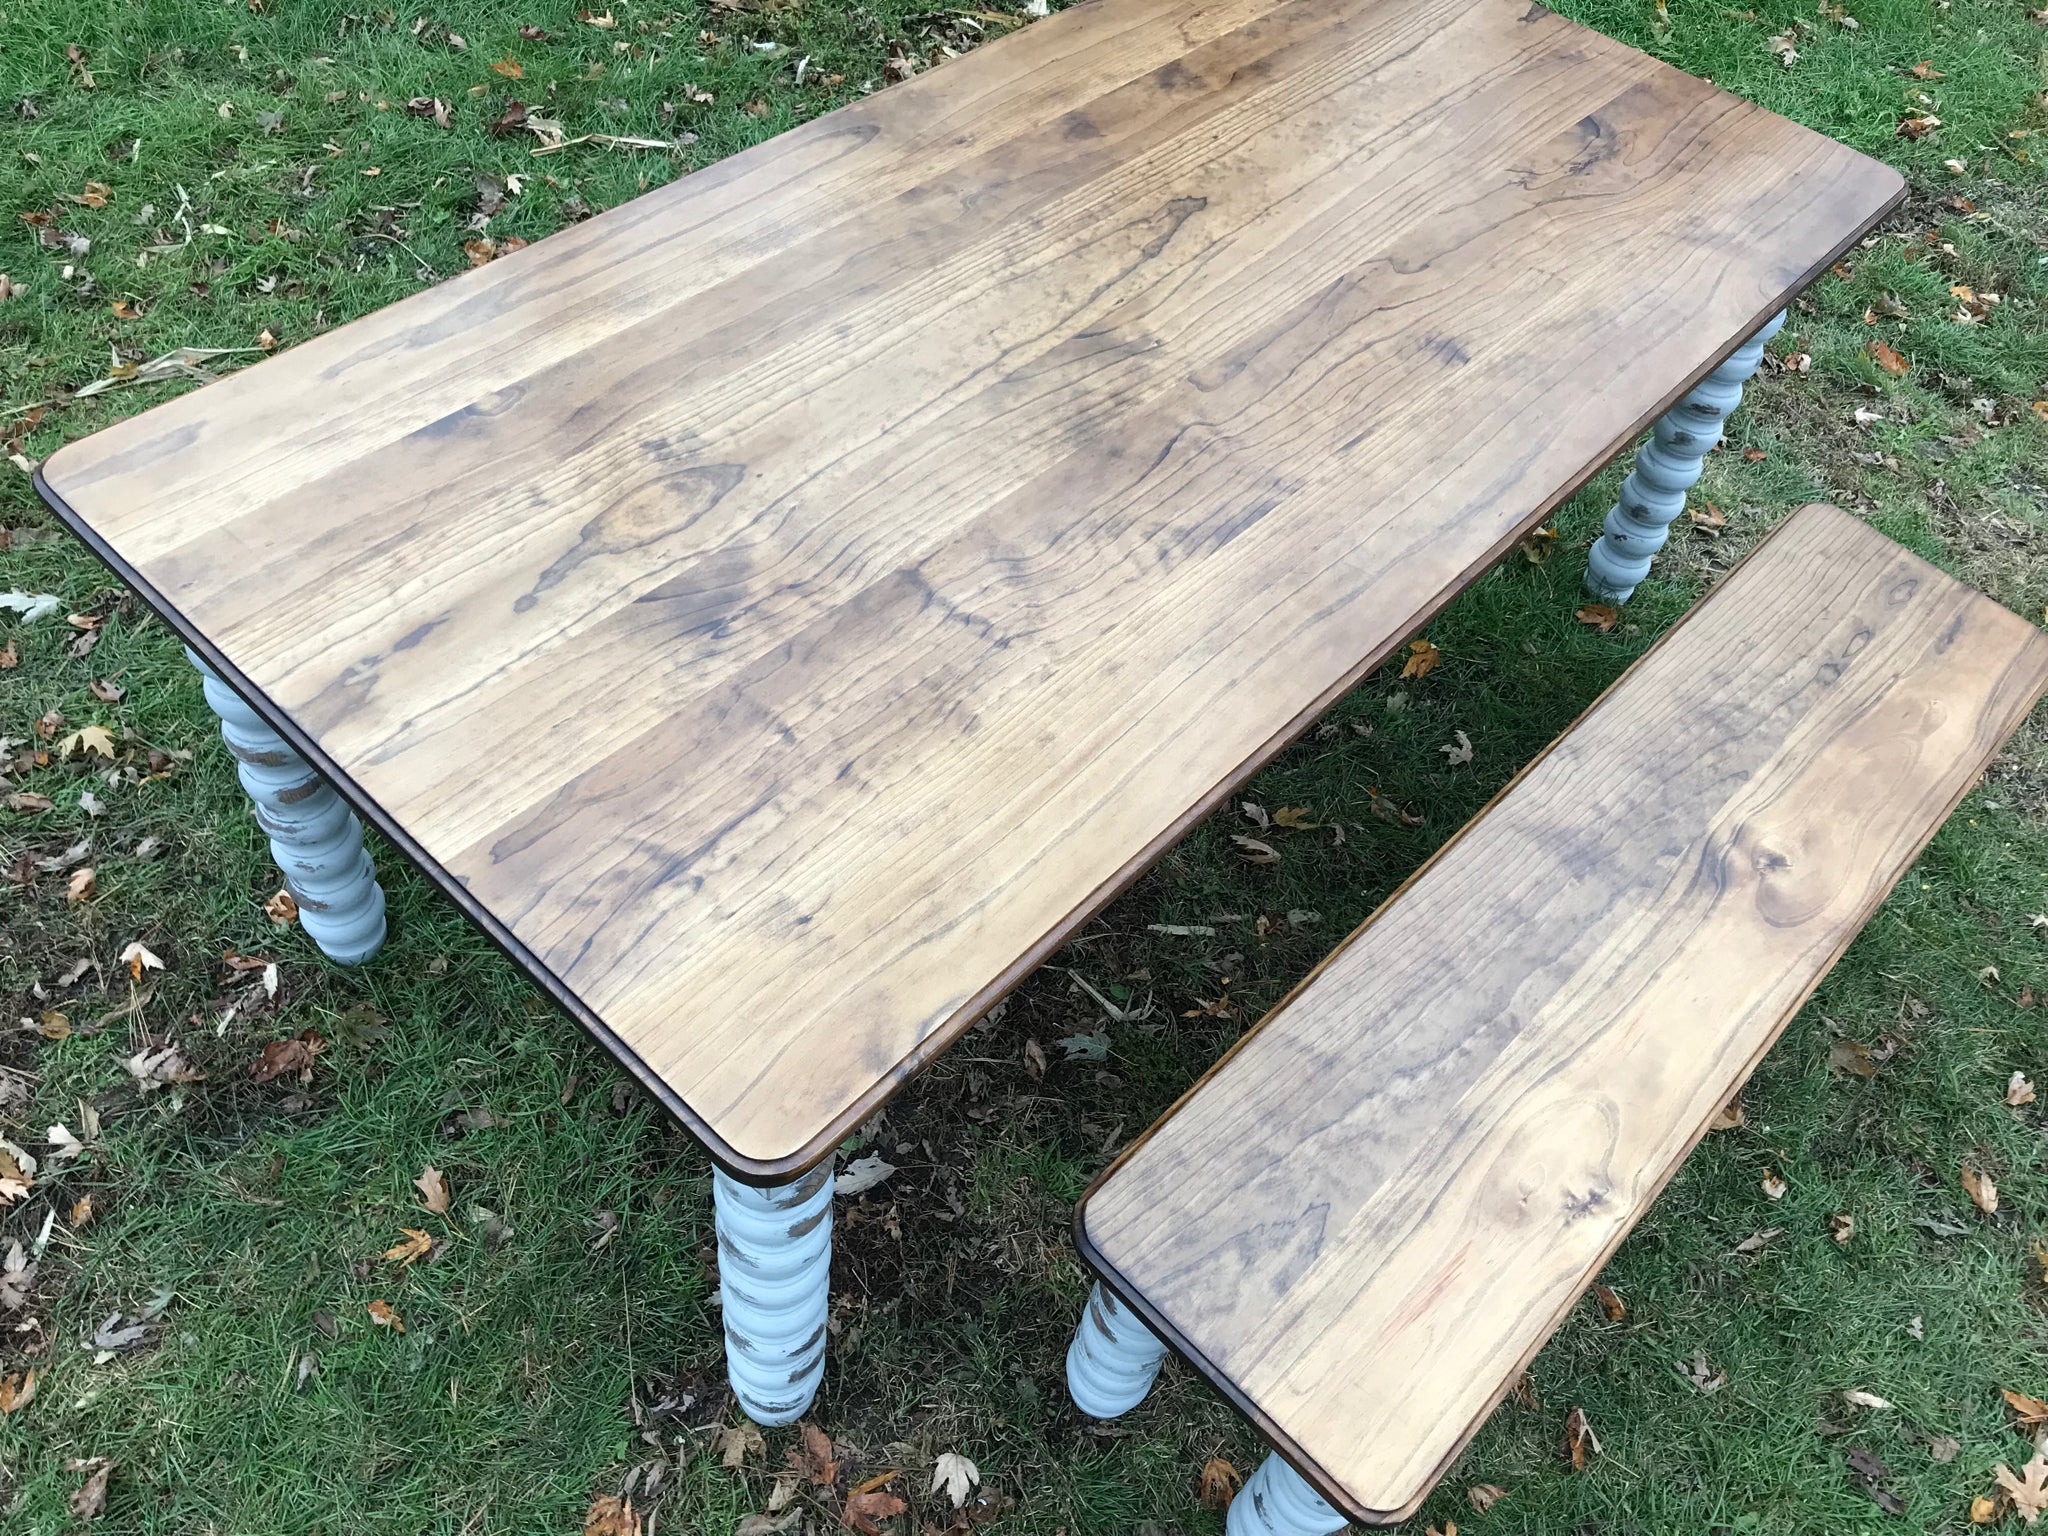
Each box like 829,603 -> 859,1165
1063,504 -> 2048,1533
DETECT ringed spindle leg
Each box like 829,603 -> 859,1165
1065,1280 -> 1168,1417
187,649 -> 387,965
1226,1453 -> 1348,1536
1585,310 -> 1786,603
714,1158 -> 833,1426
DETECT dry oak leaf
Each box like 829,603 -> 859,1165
792,1421 -> 838,1486
266,888 -> 299,927
1761,1169 -> 1789,1200
2008,1071 -> 2036,1107
1710,1098 -> 1745,1132
1270,805 -> 1318,830
1468,1483 -> 1506,1513
491,55 -> 525,78
1400,637 -> 1441,679
67,866 -> 95,904
1830,1212 -> 1855,1246
1962,1164 -> 1998,1215
1867,339 -> 1910,376
382,1228 -> 433,1265
843,1486 -> 907,1535
1593,1285 -> 1625,1321
583,1494 -> 641,1536
66,180 -> 112,208
1998,1455 -> 2048,1525
1563,1406 -> 1600,1470
1198,1457 -> 1243,1512
415,1165 -> 452,1215
119,939 -> 164,979
366,1298 -> 404,1332
1575,603 -> 1620,633
1975,1495 -> 2006,1524
1232,835 -> 1281,866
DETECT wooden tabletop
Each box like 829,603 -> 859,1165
37,0 -> 1901,1180
1077,505 -> 2048,1522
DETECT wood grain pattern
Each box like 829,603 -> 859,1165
37,0 -> 1903,1179
1077,504 -> 2048,1525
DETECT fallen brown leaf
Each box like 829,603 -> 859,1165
1867,339 -> 1910,375
583,1493 -> 641,1536
2008,1071 -> 2035,1107
1575,603 -> 1620,633
382,1228 -> 433,1265
251,1029 -> 326,1086
1400,637 -> 1441,678
367,1298 -> 404,1332
1830,1212 -> 1855,1245
415,1165 -> 451,1215
1467,1482 -> 1505,1513
1998,1455 -> 2048,1525
491,54 -> 525,78
843,1487 -> 907,1535
69,1460 -> 113,1521
792,1421 -> 837,1486
1962,1164 -> 1998,1215
717,1420 -> 766,1469
1593,1284 -> 1625,1321
1197,1457 -> 1242,1512
1563,1406 -> 1600,1470
2003,1388 -> 2048,1428
265,888 -> 298,926
0,1367 -> 34,1414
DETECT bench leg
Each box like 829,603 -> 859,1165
713,1159 -> 833,1425
1066,1280 -> 1167,1417
1227,1453 -> 1348,1536
187,649 -> 387,965
1584,310 -> 1786,603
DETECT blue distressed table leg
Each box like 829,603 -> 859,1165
713,1159 -> 833,1425
1584,310 -> 1786,603
1065,1280 -> 1167,1417
1227,1454 -> 1348,1536
186,649 -> 387,965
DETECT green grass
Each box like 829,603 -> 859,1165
3,0 -> 2048,1531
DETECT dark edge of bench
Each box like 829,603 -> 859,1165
1072,503 -> 2047,1526
30,179 -> 1901,1186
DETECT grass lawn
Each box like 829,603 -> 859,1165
4,0 -> 2048,1530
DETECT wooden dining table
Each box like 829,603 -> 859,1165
35,0 -> 1900,1426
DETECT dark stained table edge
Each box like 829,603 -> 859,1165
30,170 -> 1903,1187
1069,497 -> 2043,1526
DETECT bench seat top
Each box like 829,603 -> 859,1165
1077,504 -> 2048,1524
38,0 -> 1899,1178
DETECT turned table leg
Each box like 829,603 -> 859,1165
714,1159 -> 833,1425
1585,310 -> 1786,603
187,650 -> 387,965
1065,1280 -> 1167,1417
1227,1453 -> 1348,1536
